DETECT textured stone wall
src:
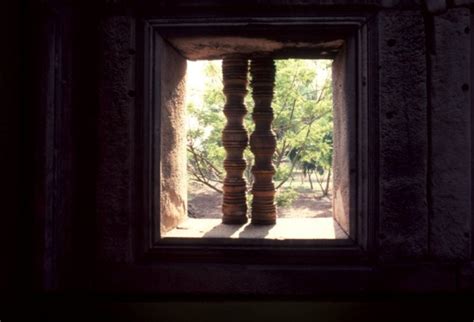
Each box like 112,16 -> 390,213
97,16 -> 136,263
24,0 -> 474,294
159,38 -> 188,234
92,4 -> 473,289
377,10 -> 428,261
429,8 -> 471,260
332,41 -> 356,236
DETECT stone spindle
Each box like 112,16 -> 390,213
249,57 -> 277,225
221,56 -> 249,224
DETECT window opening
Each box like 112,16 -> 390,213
163,57 -> 347,240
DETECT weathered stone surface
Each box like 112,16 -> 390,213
97,16 -> 135,263
425,0 -> 447,13
168,36 -> 344,60
332,42 -> 356,236
159,38 -> 188,234
59,0 -> 421,10
472,6 -> 474,262
452,0 -> 474,6
458,262 -> 474,291
23,1 -> 474,296
373,263 -> 458,292
430,8 -> 471,260
377,10 -> 428,261
96,263 -> 372,295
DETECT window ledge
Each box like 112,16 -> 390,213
163,217 -> 349,240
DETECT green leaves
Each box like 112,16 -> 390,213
272,59 -> 333,193
186,59 -> 333,197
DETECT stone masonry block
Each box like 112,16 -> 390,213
97,16 -> 135,263
430,8 -> 471,260
377,10 -> 428,261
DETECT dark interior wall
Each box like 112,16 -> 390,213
96,15 -> 136,265
472,6 -> 474,262
376,9 -> 428,261
429,7 -> 471,261
1,0 -> 22,293
25,4 -> 102,292
4,0 -> 474,304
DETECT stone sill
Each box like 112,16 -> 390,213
163,217 -> 349,240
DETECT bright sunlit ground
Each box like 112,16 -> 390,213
163,217 -> 348,239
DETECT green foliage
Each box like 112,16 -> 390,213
273,163 -> 291,182
275,188 -> 299,208
186,61 -> 226,192
186,59 -> 333,196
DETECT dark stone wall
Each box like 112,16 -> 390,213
97,16 -> 136,264
5,0 -> 474,300
377,9 -> 428,261
429,8 -> 471,260
1,0 -> 24,294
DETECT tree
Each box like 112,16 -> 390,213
271,59 -> 333,198
186,61 -> 226,193
186,59 -> 333,199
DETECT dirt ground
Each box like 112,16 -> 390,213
187,182 -> 332,219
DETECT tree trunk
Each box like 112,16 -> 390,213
323,168 -> 332,197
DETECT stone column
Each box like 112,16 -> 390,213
249,57 -> 277,225
221,55 -> 249,224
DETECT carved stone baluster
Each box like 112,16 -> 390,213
221,55 -> 249,224
249,57 -> 277,225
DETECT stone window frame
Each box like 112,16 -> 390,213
135,15 -> 376,264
